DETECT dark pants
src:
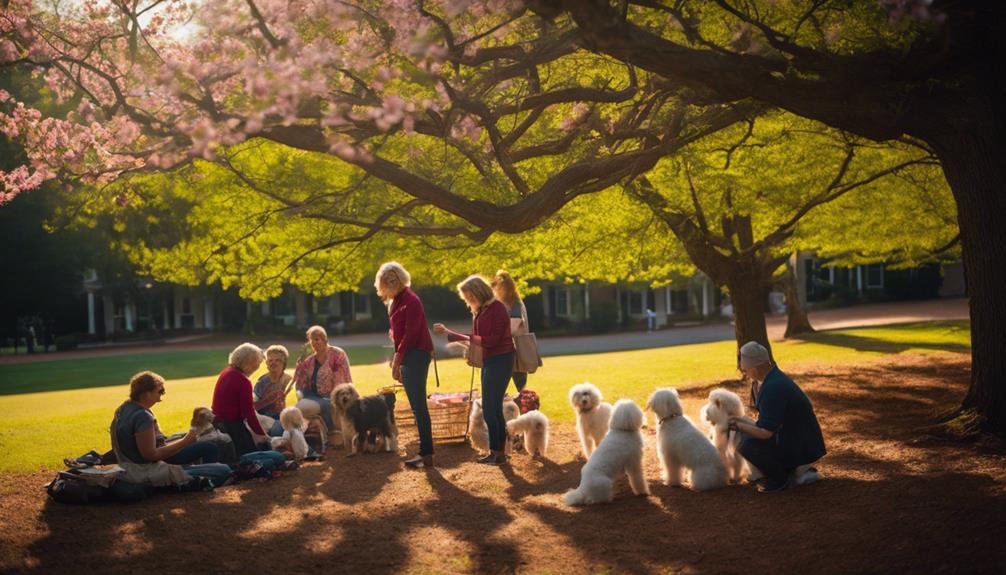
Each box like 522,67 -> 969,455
218,419 -> 262,457
511,371 -> 528,393
738,434 -> 790,483
482,352 -> 515,452
402,349 -> 433,456
164,441 -> 220,465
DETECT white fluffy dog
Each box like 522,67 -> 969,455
330,383 -> 361,450
468,398 -> 520,453
563,399 -> 649,506
568,382 -> 613,459
647,388 -> 728,491
271,406 -> 309,461
506,410 -> 549,457
699,388 -> 755,483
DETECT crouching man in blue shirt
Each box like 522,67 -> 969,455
729,341 -> 826,493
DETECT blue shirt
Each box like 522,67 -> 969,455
111,401 -> 164,464
755,366 -> 827,467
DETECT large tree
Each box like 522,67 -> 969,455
0,1 -> 995,428
517,0 -> 1003,430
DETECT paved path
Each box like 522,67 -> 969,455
0,298 -> 969,364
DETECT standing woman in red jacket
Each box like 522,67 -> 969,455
376,262 -> 435,469
434,275 -> 515,465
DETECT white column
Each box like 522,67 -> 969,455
261,300 -> 271,315
162,299 -> 170,330
87,292 -> 96,335
124,302 -> 134,332
856,266 -> 863,293
583,282 -> 590,320
702,279 -> 710,317
204,299 -> 215,329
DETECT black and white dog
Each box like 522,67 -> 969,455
345,392 -> 398,455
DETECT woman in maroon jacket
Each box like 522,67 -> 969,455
212,342 -> 269,456
434,275 -> 515,465
376,262 -> 435,469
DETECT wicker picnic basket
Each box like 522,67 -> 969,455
379,352 -> 478,443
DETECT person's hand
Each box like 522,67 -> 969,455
182,429 -> 199,445
392,362 -> 402,382
432,323 -> 446,335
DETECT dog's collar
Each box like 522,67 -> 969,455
659,414 -> 679,424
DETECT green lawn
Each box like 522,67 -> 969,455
0,345 -> 390,396
0,321 -> 969,473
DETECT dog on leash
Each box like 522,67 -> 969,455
468,398 -> 520,453
699,388 -> 758,483
506,410 -> 549,457
345,392 -> 398,456
270,406 -> 309,461
563,399 -> 649,506
331,383 -> 362,451
647,388 -> 728,491
568,382 -> 613,459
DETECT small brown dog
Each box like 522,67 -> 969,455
191,407 -> 215,436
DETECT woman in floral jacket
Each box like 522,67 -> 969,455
293,325 -> 352,431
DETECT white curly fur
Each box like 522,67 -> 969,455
271,406 -> 309,461
506,410 -> 549,457
563,399 -> 649,506
699,389 -> 758,483
468,398 -> 520,454
569,382 -> 613,459
647,388 -> 728,492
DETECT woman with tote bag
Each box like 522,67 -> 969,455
491,270 -> 541,392
433,275 -> 515,465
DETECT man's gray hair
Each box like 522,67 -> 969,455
228,342 -> 264,370
739,341 -> 771,369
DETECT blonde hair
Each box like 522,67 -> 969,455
374,262 -> 411,302
265,344 -> 289,367
228,343 -> 264,371
456,274 -> 495,314
305,325 -> 328,342
491,270 -> 520,308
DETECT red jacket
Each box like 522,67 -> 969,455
390,287 -> 434,362
446,300 -> 515,358
212,366 -> 266,435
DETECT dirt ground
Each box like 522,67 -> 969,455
2,352 -> 1004,575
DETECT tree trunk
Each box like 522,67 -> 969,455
929,126 -> 1006,432
783,267 -> 815,338
727,278 -> 772,362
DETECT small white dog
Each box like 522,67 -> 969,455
568,382 -> 613,459
506,410 -> 549,457
699,388 -> 755,483
563,399 -> 649,506
271,406 -> 309,461
468,398 -> 520,453
647,388 -> 728,491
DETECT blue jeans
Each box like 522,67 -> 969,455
165,441 -> 219,465
183,463 -> 233,486
482,352 -> 514,452
257,410 -> 285,437
302,393 -> 335,430
240,450 -> 286,470
511,371 -> 528,393
401,349 -> 433,456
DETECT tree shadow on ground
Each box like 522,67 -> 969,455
792,328 -> 970,355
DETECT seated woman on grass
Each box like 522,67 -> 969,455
254,344 -> 293,437
111,371 -> 232,489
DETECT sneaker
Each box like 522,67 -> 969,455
404,455 -> 433,469
794,467 -> 822,486
477,453 -> 499,465
757,476 -> 790,493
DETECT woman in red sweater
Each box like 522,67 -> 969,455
434,275 -> 515,465
212,342 -> 270,456
376,262 -> 435,468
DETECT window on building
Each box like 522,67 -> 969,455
627,290 -> 644,315
354,293 -> 371,315
866,263 -> 884,288
555,288 -> 570,317
670,290 -> 689,313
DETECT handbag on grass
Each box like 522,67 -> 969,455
513,332 -> 543,373
466,339 -> 484,368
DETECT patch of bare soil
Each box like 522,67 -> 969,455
2,353 -> 1004,574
